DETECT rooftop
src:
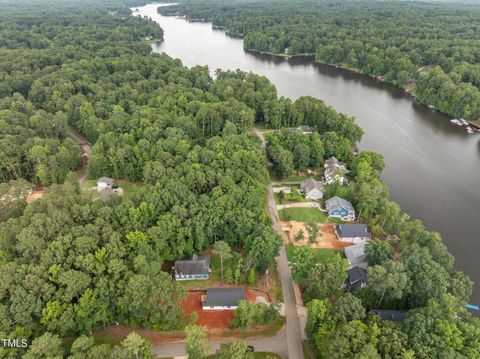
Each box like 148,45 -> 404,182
325,196 -> 354,212
175,255 -> 211,275
371,309 -> 407,323
346,266 -> 368,292
300,178 -> 324,193
203,288 -> 245,307
336,224 -> 371,239
97,177 -> 114,186
344,242 -> 367,266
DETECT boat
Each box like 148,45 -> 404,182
466,126 -> 474,134
450,119 -> 463,126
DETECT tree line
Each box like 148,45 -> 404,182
160,0 -> 480,120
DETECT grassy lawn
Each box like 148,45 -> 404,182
274,190 -> 310,204
285,245 -> 338,263
283,175 -> 322,182
278,207 -> 326,223
324,184 -> 354,202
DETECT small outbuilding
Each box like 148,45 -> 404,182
97,177 -> 114,191
325,196 -> 355,221
299,178 -> 324,200
335,224 -> 371,243
346,266 -> 368,293
202,288 -> 245,310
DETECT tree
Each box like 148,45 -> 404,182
24,332 -> 63,359
368,260 -> 411,308
365,240 -> 394,265
307,222 -> 319,244
213,241 -> 232,284
294,229 -> 305,242
111,332 -> 155,359
332,293 -> 366,322
185,325 -> 211,359
216,340 -> 253,359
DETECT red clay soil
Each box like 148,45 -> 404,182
180,289 -> 269,330
282,221 -> 352,250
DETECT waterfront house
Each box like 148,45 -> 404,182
346,266 -> 368,293
324,166 -> 348,185
202,288 -> 245,310
344,242 -> 368,268
325,196 -> 355,221
371,309 -> 407,323
286,126 -> 315,135
324,156 -> 348,172
299,178 -> 324,200
174,254 -> 211,281
335,224 -> 371,243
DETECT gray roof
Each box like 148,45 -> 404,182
371,309 -> 407,323
97,177 -> 114,186
344,242 -> 367,266
300,178 -> 324,193
325,196 -> 354,212
336,224 -> 371,239
346,266 -> 368,292
298,125 -> 314,133
99,187 -> 114,201
324,156 -> 344,166
175,255 -> 211,276
203,288 -> 245,307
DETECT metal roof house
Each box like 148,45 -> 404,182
174,254 -> 211,281
346,266 -> 368,293
324,156 -> 348,172
202,288 -> 245,310
299,178 -> 324,200
325,196 -> 355,221
344,242 -> 368,268
335,224 -> 371,244
97,177 -> 114,191
371,309 -> 407,323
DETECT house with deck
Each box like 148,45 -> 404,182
324,156 -> 348,172
299,178 -> 324,200
202,288 -> 245,310
335,224 -> 371,243
346,266 -> 368,293
324,166 -> 348,185
174,254 -> 211,280
325,196 -> 355,221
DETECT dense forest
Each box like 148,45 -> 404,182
0,0 -> 479,358
160,0 -> 480,122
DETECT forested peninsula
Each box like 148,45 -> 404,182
0,0 -> 479,358
159,0 -> 480,123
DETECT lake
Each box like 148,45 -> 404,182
136,3 -> 480,305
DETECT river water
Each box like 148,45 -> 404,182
135,4 -> 480,304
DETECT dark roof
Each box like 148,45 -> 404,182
203,288 -> 245,307
371,309 -> 407,323
175,255 -> 210,276
346,266 -> 368,292
336,224 -> 371,239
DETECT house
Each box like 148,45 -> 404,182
286,126 -> 315,135
325,196 -> 355,221
344,242 -> 368,268
97,177 -> 114,191
371,309 -> 407,323
299,178 -> 324,200
346,266 -> 368,293
324,156 -> 348,172
202,288 -> 245,310
335,224 -> 371,243
324,166 -> 348,185
174,254 -> 211,280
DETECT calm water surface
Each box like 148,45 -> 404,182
136,4 -> 480,304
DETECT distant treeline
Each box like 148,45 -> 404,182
160,0 -> 480,121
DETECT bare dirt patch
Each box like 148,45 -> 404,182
26,187 -> 44,203
282,221 -> 352,250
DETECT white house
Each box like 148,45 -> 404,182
299,178 -> 324,200
335,224 -> 371,244
202,288 -> 245,310
324,166 -> 348,185
96,177 -> 114,191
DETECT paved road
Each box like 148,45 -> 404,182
153,332 -> 288,358
254,128 -> 305,359
69,129 -> 92,185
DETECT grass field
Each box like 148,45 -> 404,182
278,207 -> 326,223
274,190 -> 310,204
285,245 -> 338,263
283,175 -> 322,182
